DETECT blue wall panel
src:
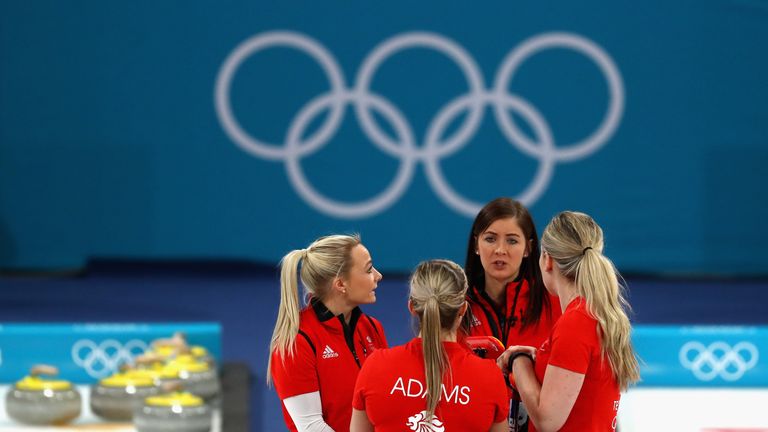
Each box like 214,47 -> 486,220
1,1 -> 767,274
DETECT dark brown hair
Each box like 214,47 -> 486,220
464,197 -> 550,328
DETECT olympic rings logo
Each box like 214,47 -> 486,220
679,341 -> 759,382
71,339 -> 149,378
215,31 -> 624,218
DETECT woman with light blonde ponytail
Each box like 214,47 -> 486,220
498,211 -> 640,432
268,234 -> 388,432
351,260 -> 508,432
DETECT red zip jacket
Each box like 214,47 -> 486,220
271,298 -> 388,431
463,278 -> 561,430
465,278 -> 561,351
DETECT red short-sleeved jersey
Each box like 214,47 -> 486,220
352,338 -> 508,431
270,298 -> 387,432
465,278 -> 561,349
531,297 -> 620,432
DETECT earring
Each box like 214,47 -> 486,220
342,289 -> 347,294
475,250 -> 479,255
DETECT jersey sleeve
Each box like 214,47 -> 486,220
352,349 -> 380,410
546,312 -> 597,374
271,333 -> 320,400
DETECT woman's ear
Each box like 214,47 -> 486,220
333,275 -> 347,294
407,299 -> 417,316
541,251 -> 553,272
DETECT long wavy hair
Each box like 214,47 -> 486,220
541,212 -> 640,390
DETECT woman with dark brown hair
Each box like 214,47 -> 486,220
463,197 -> 561,430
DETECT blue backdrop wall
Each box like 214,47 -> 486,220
1,0 -> 767,274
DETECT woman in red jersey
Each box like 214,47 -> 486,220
499,212 -> 640,432
463,197 -> 561,430
351,259 -> 508,432
268,234 -> 388,432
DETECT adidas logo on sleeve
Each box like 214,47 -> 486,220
470,314 -> 482,327
322,345 -> 339,359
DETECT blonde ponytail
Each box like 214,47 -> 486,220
576,250 -> 640,390
266,249 -> 304,386
421,296 -> 447,418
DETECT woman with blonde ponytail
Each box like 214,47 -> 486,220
351,260 -> 508,432
268,234 -> 388,432
498,212 -> 640,431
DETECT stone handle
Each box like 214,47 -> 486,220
30,364 -> 59,377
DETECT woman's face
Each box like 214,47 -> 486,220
342,244 -> 382,306
476,217 -> 529,286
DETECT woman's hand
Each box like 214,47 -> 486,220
497,345 -> 536,375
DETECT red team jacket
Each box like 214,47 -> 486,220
465,278 -> 561,350
271,298 -> 387,431
353,338 -> 508,431
531,297 -> 620,431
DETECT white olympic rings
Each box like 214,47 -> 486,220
71,338 -> 149,378
679,341 -> 759,382
215,30 -> 624,218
